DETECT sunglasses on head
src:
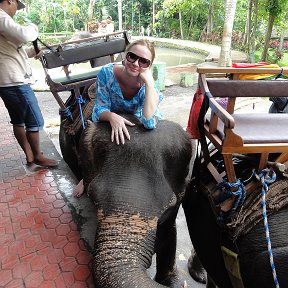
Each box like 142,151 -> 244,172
126,52 -> 151,68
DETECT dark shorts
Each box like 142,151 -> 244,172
0,84 -> 44,132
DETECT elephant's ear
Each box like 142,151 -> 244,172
157,194 -> 178,225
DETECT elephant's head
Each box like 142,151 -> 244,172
78,115 -> 192,287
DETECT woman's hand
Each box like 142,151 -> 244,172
109,113 -> 135,145
138,68 -> 154,86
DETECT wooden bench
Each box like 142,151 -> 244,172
197,67 -> 288,194
39,31 -> 130,113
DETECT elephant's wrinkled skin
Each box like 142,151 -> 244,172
183,177 -> 288,288
71,115 -> 192,287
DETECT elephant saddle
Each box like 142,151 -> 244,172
62,83 -> 96,138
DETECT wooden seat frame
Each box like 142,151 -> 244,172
39,31 -> 130,112
197,67 -> 288,193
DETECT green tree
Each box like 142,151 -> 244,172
162,0 -> 190,39
88,0 -> 96,22
261,0 -> 287,61
118,0 -> 123,30
250,0 -> 259,62
219,0 -> 238,66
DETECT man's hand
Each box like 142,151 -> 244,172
34,50 -> 43,59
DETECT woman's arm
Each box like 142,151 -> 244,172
91,66 -> 112,122
136,69 -> 163,129
92,65 -> 134,145
139,69 -> 159,120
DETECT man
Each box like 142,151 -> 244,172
106,15 -> 114,33
98,19 -> 107,34
0,0 -> 58,167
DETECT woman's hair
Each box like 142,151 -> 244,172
125,39 -> 155,64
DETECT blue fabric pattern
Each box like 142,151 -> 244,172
91,63 -> 163,129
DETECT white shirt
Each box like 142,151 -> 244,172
0,9 -> 38,85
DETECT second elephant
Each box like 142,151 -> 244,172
183,166 -> 288,288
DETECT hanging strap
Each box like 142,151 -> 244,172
75,95 -> 86,129
59,107 -> 73,122
34,37 -> 64,60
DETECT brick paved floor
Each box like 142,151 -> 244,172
0,102 -> 94,288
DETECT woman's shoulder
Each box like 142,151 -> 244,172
100,63 -> 122,76
98,63 -> 115,79
100,63 -> 114,72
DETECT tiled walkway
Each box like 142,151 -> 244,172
0,103 -> 94,287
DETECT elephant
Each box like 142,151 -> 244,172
269,97 -> 288,113
182,160 -> 288,288
59,114 -> 193,287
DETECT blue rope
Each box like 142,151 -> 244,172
253,168 -> 280,288
60,107 -> 73,121
75,95 -> 86,129
217,178 -> 246,222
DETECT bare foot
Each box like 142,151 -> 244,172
73,179 -> 85,198
34,155 -> 59,167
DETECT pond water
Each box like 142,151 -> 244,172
30,45 -> 205,90
155,47 -> 205,67
31,46 -> 205,70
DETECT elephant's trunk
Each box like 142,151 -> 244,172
92,209 -> 168,288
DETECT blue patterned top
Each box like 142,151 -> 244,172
91,63 -> 163,129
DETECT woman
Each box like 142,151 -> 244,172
74,39 -> 163,197
91,38 -> 163,145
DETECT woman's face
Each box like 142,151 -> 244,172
124,44 -> 152,76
